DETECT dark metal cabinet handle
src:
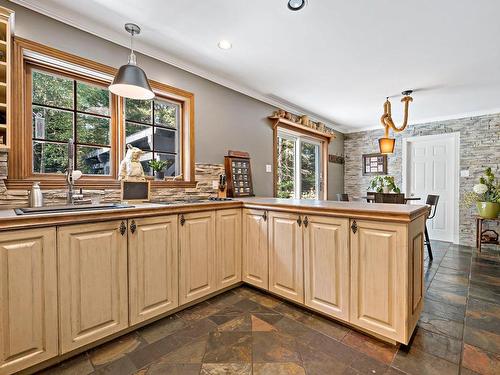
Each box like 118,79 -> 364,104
130,220 -> 137,234
351,220 -> 358,234
120,221 -> 126,236
303,216 -> 309,228
297,216 -> 302,227
180,214 -> 186,226
262,211 -> 267,222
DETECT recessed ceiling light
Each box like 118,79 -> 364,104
288,0 -> 307,11
218,40 -> 232,50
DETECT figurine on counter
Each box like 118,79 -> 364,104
119,144 -> 146,181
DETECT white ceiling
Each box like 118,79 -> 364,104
12,0 -> 500,132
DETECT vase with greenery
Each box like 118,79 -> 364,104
463,167 -> 500,219
148,159 -> 168,181
368,176 -> 401,194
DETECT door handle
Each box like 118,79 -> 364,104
130,220 -> 137,234
303,216 -> 309,228
119,221 -> 126,236
351,220 -> 358,234
297,216 -> 302,227
180,214 -> 186,226
262,211 -> 267,222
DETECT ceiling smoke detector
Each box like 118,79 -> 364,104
288,0 -> 307,11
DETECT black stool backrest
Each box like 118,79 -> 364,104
337,193 -> 349,202
426,194 -> 440,219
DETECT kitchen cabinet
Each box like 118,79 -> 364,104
58,221 -> 128,353
128,215 -> 178,325
268,211 -> 304,303
179,211 -> 217,304
303,215 -> 349,320
216,209 -> 242,289
0,228 -> 58,374
349,219 -> 406,342
242,208 -> 269,289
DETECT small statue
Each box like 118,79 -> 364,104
119,144 -> 146,181
299,115 -> 309,126
285,112 -> 292,120
276,109 -> 286,118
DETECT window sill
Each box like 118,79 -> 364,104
5,178 -> 198,190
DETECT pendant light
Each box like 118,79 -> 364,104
378,90 -> 413,154
109,23 -> 154,100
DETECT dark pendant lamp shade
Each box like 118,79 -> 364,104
379,137 -> 395,154
109,23 -> 154,100
109,63 -> 154,100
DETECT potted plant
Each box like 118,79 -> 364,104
148,159 -> 169,181
463,167 -> 500,219
368,176 -> 401,194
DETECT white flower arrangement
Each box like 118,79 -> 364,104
473,184 -> 488,195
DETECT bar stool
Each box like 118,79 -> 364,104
424,195 -> 440,261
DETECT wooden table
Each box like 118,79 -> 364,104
361,196 -> 421,203
475,216 -> 500,252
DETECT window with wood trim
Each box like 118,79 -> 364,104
31,67 -> 114,175
124,97 -> 181,176
8,38 -> 195,189
272,122 -> 329,200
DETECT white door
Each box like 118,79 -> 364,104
404,134 -> 458,242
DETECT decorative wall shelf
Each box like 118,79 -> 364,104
0,6 -> 13,150
268,115 -> 336,142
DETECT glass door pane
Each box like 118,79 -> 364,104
300,141 -> 320,199
276,135 -> 296,198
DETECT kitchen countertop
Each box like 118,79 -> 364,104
0,197 -> 429,231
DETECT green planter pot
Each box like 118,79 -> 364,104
476,202 -> 500,219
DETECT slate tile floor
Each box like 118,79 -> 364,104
39,241 -> 500,375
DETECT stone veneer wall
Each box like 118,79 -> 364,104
344,113 -> 500,246
0,156 -> 224,207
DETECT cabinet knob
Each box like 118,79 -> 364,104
119,221 -> 127,236
351,220 -> 358,234
262,211 -> 267,222
303,216 -> 309,228
130,220 -> 137,234
297,216 -> 302,227
180,214 -> 186,226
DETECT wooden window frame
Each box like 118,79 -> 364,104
7,37 -> 196,190
272,120 -> 329,200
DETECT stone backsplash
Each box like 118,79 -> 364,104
0,159 -> 224,208
344,113 -> 500,246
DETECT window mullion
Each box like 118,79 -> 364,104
72,79 -> 77,170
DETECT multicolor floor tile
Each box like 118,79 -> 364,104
37,241 -> 500,375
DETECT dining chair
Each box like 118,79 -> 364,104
374,193 -> 405,204
366,192 -> 375,203
337,193 -> 349,201
424,195 -> 440,261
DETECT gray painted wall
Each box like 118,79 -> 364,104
2,0 -> 344,198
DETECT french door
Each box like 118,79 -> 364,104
276,130 -> 323,199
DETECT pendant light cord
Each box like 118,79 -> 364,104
128,28 -> 137,65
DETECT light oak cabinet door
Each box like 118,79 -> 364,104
242,209 -> 269,289
179,211 -> 216,304
128,216 -> 178,325
58,221 -> 128,353
350,220 -> 406,341
0,228 -> 58,374
216,209 -> 242,289
268,211 -> 304,303
303,216 -> 349,320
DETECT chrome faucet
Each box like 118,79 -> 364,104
66,139 -> 83,204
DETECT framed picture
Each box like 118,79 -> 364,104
362,153 -> 387,176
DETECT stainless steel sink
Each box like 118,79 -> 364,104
14,203 -> 133,215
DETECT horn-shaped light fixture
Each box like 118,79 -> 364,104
109,23 -> 154,100
378,90 -> 413,154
